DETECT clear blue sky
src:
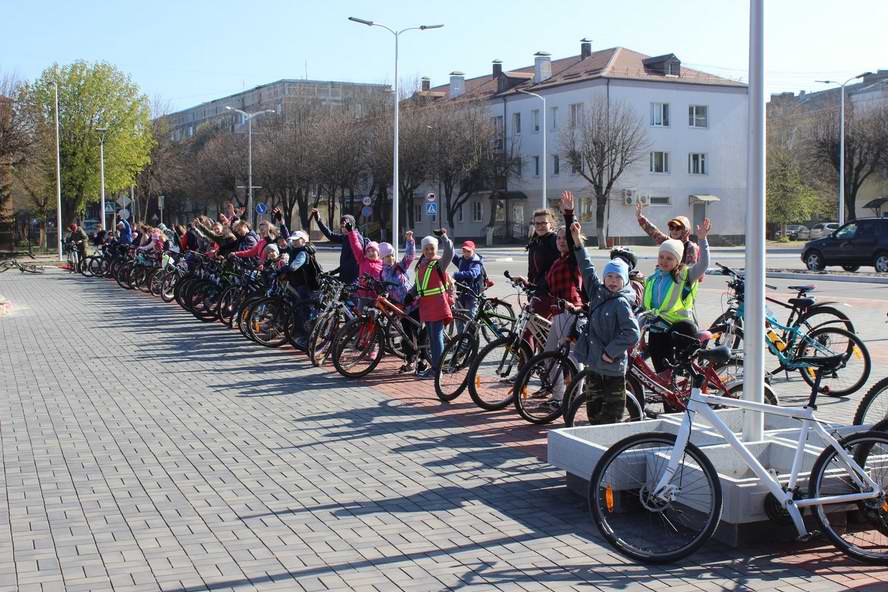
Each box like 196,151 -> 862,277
3,0 -> 887,112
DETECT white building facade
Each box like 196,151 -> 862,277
410,44 -> 749,245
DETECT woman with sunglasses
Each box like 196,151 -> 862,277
635,202 -> 700,266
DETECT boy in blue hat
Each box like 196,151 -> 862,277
570,221 -> 640,424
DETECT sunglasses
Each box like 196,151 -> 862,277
668,225 -> 684,231
533,221 -> 550,226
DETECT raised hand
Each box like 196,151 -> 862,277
560,191 -> 575,212
570,221 -> 582,244
635,201 -> 645,219
310,208 -> 319,220
697,218 -> 711,240
405,230 -> 414,242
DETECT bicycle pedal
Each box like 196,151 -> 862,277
796,531 -> 819,543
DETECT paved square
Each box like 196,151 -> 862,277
0,269 -> 882,591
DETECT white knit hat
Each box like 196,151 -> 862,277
659,239 -> 683,262
421,236 -> 439,249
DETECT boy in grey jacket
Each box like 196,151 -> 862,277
570,221 -> 641,424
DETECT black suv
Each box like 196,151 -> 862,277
801,218 -> 888,272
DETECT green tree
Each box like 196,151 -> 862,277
20,61 -> 154,224
767,148 -> 827,235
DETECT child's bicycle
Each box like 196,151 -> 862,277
589,337 -> 888,565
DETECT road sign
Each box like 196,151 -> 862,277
256,202 -> 267,214
104,202 -> 116,213
426,203 -> 438,215
118,195 -> 131,207
362,196 -> 372,206
157,195 -> 165,209
426,193 -> 436,203
151,213 -> 159,222
118,209 -> 131,220
361,206 -> 372,219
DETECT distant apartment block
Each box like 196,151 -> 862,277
164,79 -> 391,141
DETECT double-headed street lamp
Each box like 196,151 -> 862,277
97,127 -> 108,228
516,89 -> 547,211
348,16 -> 443,256
815,72 -> 875,226
226,106 -> 275,226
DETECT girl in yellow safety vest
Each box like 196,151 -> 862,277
643,218 -> 711,373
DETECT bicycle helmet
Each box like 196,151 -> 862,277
610,247 -> 637,271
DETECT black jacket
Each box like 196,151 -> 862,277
527,231 -> 559,296
316,217 -> 365,284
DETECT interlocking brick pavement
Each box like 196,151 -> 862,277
0,269 -> 881,592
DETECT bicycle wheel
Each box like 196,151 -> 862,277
247,298 -> 289,347
854,377 -> 888,427
286,300 -> 317,351
512,351 -> 578,424
808,431 -> 888,565
217,286 -> 241,326
795,305 -> 855,334
589,433 -> 723,564
563,375 -> 643,427
480,299 -> 516,343
708,311 -> 742,349
20,263 -> 45,274
332,316 -> 384,378
795,326 -> 870,397
80,257 -> 94,277
88,257 -> 103,277
434,329 -> 479,402
467,335 -> 532,411
160,272 -> 179,303
307,309 -> 343,366
116,262 -> 135,289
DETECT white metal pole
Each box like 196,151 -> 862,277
392,32 -> 400,256
743,0 -> 766,442
247,116 -> 253,228
541,97 -> 547,211
99,136 -> 106,229
54,82 -> 63,259
839,86 -> 846,226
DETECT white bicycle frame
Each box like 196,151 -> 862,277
654,387 -> 883,537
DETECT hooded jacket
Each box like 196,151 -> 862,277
527,231 -> 560,296
451,252 -> 485,295
637,214 -> 700,265
117,220 -> 133,245
573,244 -> 640,377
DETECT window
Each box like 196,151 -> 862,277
512,112 -> 521,135
550,106 -> 559,130
552,154 -> 560,176
415,202 -> 422,223
650,103 -> 670,127
472,201 -> 483,222
650,151 -> 670,173
515,157 -> 523,177
491,115 -> 504,149
532,109 -> 540,133
688,153 -> 707,175
835,223 -> 857,240
571,157 -> 582,176
533,155 -> 540,177
569,103 -> 584,128
689,105 -> 708,128
649,196 -> 671,206
457,204 -> 464,223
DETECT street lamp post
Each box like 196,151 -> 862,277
517,89 -> 547,211
816,72 -> 873,226
348,16 -> 443,256
226,106 -> 274,226
97,127 -> 108,229
53,81 -> 63,259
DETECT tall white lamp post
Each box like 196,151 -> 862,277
516,89 -> 547,211
816,73 -> 882,225
54,81 -> 63,259
348,16 -> 443,256
226,106 -> 274,226
97,127 -> 108,229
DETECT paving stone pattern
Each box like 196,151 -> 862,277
0,269 -> 883,592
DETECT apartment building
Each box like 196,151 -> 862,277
164,79 -> 390,141
410,40 -> 749,244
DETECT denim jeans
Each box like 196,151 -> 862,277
455,295 -> 478,335
426,320 -> 445,370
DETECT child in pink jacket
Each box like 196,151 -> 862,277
347,229 -> 382,298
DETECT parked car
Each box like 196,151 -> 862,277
808,222 -> 838,240
777,224 -> 809,240
801,218 -> 888,272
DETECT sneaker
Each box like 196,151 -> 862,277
416,366 -> 433,379
399,362 -> 416,374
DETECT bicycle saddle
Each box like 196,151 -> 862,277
795,353 -> 846,372
788,297 -> 815,308
696,346 -> 732,365
788,285 -> 815,293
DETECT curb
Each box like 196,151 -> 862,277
766,271 -> 888,285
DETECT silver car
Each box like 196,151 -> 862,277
809,222 -> 838,240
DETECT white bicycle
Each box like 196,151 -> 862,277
589,340 -> 888,565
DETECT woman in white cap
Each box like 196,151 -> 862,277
642,218 -> 711,373
409,230 -> 454,377
280,230 -> 322,294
